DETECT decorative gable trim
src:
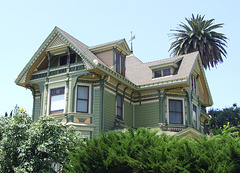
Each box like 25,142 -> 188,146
15,27 -> 97,86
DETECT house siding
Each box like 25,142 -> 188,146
103,89 -> 116,131
33,94 -> 41,121
135,101 -> 159,128
124,100 -> 133,127
93,87 -> 100,137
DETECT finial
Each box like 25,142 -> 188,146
129,31 -> 135,53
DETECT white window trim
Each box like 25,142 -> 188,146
47,82 -> 66,115
167,97 -> 185,125
75,83 -> 92,114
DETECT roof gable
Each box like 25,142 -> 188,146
15,27 -> 106,86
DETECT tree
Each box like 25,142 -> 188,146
0,108 -> 79,173
209,104 -> 240,135
169,14 -> 227,69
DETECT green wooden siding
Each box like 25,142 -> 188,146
33,95 -> 41,121
124,100 -> 133,127
103,90 -> 116,131
93,87 -> 100,137
135,101 -> 159,128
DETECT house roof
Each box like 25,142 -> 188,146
15,27 -> 212,106
125,52 -> 198,86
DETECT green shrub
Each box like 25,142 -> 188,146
64,127 -> 240,173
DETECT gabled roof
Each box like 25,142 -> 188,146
15,27 -> 107,85
89,38 -> 131,55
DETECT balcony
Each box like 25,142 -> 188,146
31,62 -> 85,80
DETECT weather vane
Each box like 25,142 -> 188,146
129,31 -> 135,53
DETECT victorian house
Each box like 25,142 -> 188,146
15,27 -> 212,138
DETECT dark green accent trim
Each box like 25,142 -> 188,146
116,82 -> 121,95
47,52 -> 51,77
113,48 -> 116,71
130,91 -> 134,104
138,92 -> 141,106
91,83 -> 94,114
99,78 -> 105,131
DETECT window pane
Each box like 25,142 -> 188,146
117,95 -> 122,107
78,86 -> 89,99
193,105 -> 197,128
169,99 -> 183,124
70,53 -> 76,64
116,51 -> 120,74
51,94 -> 64,114
121,55 -> 125,76
169,100 -> 182,112
155,70 -> 161,78
169,112 -> 183,124
77,100 -> 88,113
60,55 -> 67,65
163,68 -> 171,76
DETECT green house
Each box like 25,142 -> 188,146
15,27 -> 213,138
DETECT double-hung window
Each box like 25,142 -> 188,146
169,99 -> 183,124
116,94 -> 123,120
50,87 -> 65,115
115,51 -> 126,77
77,86 -> 89,113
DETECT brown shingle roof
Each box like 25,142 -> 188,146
125,52 -> 199,86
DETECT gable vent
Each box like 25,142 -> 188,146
48,36 -> 66,49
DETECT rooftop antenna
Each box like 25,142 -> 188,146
129,31 -> 135,53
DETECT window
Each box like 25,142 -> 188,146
169,99 -> 183,124
77,86 -> 89,113
163,68 -> 171,76
154,68 -> 171,78
191,75 -> 197,94
50,87 -> 65,115
60,55 -> 67,66
116,94 -> 123,120
115,51 -> 126,76
70,53 -> 76,64
154,70 -> 161,78
193,105 -> 197,128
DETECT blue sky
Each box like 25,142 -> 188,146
0,0 -> 239,115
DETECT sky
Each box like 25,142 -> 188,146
0,0 -> 239,115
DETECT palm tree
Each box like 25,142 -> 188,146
169,14 -> 227,69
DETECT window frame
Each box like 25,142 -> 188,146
76,85 -> 90,113
49,87 -> 65,115
167,97 -> 185,125
115,50 -> 126,77
193,104 -> 197,128
116,94 -> 123,120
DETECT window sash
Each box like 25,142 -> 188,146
77,86 -> 89,113
50,87 -> 65,115
193,105 -> 197,128
117,94 -> 123,120
169,99 -> 183,124
163,68 -> 171,76
154,70 -> 161,78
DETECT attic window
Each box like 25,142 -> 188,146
60,55 -> 67,65
153,68 -> 171,78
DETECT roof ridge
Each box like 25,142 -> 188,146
89,38 -> 125,49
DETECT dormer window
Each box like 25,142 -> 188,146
153,68 -> 172,78
115,51 -> 126,77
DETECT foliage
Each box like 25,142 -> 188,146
209,105 -> 240,135
0,108 -> 79,173
64,127 -> 240,173
169,14 -> 227,69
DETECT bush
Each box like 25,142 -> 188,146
0,108 -> 79,173
64,127 -> 240,173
